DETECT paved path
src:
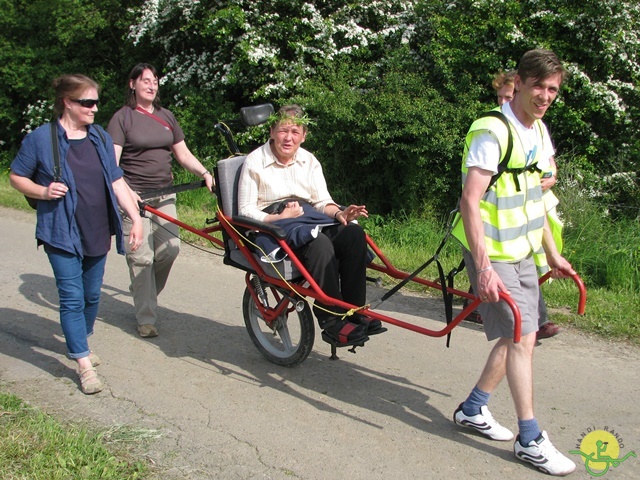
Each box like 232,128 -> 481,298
1,206 -> 638,479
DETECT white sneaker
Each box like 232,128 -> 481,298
514,430 -> 576,476
453,403 -> 514,441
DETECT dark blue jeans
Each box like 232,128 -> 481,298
45,244 -> 107,359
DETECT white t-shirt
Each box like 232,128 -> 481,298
465,102 -> 554,174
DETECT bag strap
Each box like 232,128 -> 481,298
477,110 -> 513,192
50,121 -> 61,182
48,122 -> 106,183
135,106 -> 174,131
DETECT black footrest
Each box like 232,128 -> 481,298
321,331 -> 368,347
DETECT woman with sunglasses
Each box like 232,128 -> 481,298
9,74 -> 144,394
107,63 -> 213,339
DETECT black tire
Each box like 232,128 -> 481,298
242,284 -> 315,367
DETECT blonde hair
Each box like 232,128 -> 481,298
492,70 -> 517,92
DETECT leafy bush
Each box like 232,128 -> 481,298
297,60 -> 478,215
2,0 -> 639,220
556,159 -> 640,293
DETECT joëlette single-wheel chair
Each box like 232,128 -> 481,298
139,104 -> 587,367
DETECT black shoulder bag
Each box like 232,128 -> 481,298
26,122 -> 62,209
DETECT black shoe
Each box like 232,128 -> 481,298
352,314 -> 387,335
320,316 -> 369,345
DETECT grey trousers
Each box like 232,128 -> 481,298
122,194 -> 180,325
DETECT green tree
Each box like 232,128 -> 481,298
128,0 -> 415,102
126,0 -> 639,216
297,59 -> 478,214
409,0 -> 640,216
3,0 -> 639,218
0,0 -> 142,163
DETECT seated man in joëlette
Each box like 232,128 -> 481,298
238,104 -> 384,346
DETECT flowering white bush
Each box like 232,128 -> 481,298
21,100 -> 52,134
123,0 -> 639,217
128,0 -> 416,99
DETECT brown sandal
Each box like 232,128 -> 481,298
78,366 -> 103,394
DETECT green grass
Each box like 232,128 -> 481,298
361,212 -> 639,344
0,391 -> 154,479
543,280 -> 640,338
0,168 -> 37,211
2,170 -> 638,343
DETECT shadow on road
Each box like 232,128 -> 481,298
1,272 -> 516,466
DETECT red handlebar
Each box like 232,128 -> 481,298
539,271 -> 586,315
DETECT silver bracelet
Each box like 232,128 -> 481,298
477,266 -> 493,274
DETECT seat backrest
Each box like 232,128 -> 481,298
216,155 -> 247,217
214,154 -> 302,280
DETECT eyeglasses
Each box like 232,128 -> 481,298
71,98 -> 100,108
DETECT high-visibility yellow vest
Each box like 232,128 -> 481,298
544,190 -> 563,255
531,158 -> 565,276
532,195 -> 564,276
452,109 -> 547,263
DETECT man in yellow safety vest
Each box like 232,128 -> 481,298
451,49 -> 576,476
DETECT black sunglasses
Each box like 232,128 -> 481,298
71,98 -> 100,108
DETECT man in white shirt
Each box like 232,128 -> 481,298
466,69 -> 563,340
452,50 -> 576,476
238,104 -> 384,347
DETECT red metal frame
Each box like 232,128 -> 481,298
142,200 -> 588,345
244,275 -> 298,327
538,271 -> 587,315
143,203 -> 225,249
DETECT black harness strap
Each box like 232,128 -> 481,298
478,110 -> 513,192
479,110 -> 542,192
372,208 -> 459,308
445,257 -> 466,347
370,208 -> 464,348
371,222 -> 464,349
503,163 -> 542,191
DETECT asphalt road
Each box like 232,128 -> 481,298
1,206 -> 638,479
